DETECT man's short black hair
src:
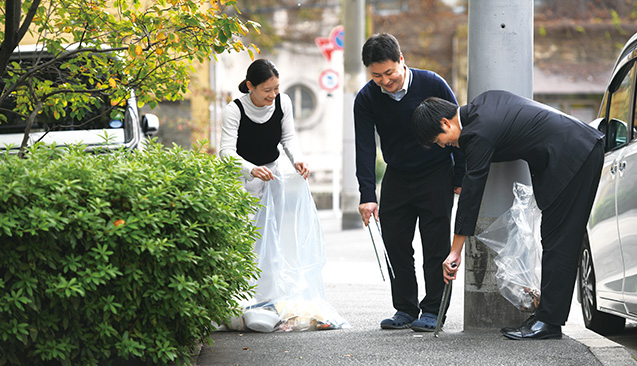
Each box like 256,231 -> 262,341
362,33 -> 401,67
412,97 -> 458,148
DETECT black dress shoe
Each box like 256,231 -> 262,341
502,318 -> 562,340
501,314 -> 535,334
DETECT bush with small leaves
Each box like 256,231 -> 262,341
0,141 -> 259,365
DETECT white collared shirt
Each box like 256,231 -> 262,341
381,66 -> 412,102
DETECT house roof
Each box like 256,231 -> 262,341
533,62 -> 613,95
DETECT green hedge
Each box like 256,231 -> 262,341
0,141 -> 259,365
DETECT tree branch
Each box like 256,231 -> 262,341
0,0 -> 22,75
18,100 -> 43,158
0,107 -> 27,119
0,45 -> 127,106
17,0 -> 42,42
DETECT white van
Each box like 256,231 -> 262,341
579,31 -> 637,335
0,46 -> 158,152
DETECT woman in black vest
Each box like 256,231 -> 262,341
220,59 -> 309,198
219,60 -> 350,334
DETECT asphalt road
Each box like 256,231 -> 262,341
318,211 -> 637,362
607,321 -> 637,360
200,207 -> 636,365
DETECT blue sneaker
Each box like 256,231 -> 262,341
380,311 -> 416,329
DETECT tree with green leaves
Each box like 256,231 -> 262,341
0,0 -> 260,155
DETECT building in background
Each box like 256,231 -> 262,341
10,2 -> 637,209
145,0 -> 637,209
210,0 -> 344,211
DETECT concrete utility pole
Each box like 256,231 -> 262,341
464,0 -> 533,329
341,0 -> 366,229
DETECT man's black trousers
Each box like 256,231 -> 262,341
536,140 -> 604,326
379,161 -> 455,318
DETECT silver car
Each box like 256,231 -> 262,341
580,31 -> 637,335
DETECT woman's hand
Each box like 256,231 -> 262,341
294,162 -> 310,179
251,166 -> 275,181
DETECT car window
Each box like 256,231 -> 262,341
598,92 -> 609,120
606,60 -> 636,150
0,52 -> 126,134
0,96 -> 125,132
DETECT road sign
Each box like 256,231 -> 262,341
315,37 -> 334,61
330,26 -> 344,50
319,69 -> 339,92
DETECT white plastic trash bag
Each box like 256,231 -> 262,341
230,173 -> 349,332
476,182 -> 542,312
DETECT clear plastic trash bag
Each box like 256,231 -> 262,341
225,173 -> 349,332
476,182 -> 542,312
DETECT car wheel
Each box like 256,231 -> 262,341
579,238 -> 625,335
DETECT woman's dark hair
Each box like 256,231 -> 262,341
362,33 -> 401,67
412,97 -> 458,148
238,59 -> 279,93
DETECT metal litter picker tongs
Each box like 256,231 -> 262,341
367,219 -> 395,281
434,262 -> 456,338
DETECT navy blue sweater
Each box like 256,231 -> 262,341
354,68 -> 464,203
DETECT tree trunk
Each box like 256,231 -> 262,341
18,100 -> 43,158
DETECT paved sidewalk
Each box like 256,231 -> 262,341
198,213 -> 636,365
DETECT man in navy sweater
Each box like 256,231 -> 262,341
354,33 -> 465,331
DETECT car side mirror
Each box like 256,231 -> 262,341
608,118 -> 628,149
589,117 -> 607,135
589,117 -> 609,151
142,114 -> 159,136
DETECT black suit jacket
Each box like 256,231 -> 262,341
455,90 -> 604,236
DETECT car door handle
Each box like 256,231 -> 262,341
618,160 -> 627,177
618,160 -> 627,171
610,162 -> 618,176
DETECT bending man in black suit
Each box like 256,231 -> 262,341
411,90 -> 605,340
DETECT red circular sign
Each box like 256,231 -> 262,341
319,69 -> 339,92
330,26 -> 345,50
